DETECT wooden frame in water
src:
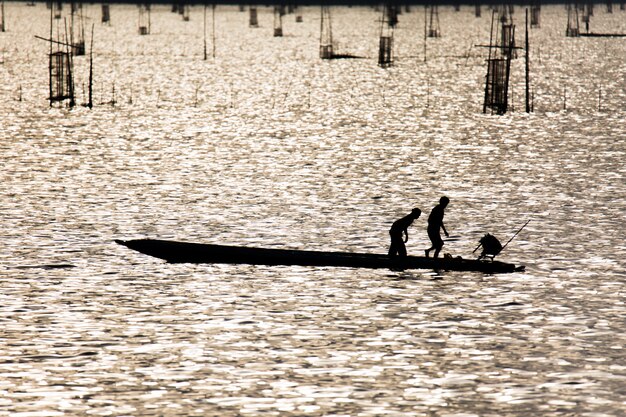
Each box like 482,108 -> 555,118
427,5 -> 441,38
1,1 -> 5,32
530,3 -> 541,28
273,6 -> 283,37
484,58 -> 508,114
482,9 -> 516,115
378,3 -> 394,67
138,4 -> 150,35
101,4 -> 111,25
320,6 -> 333,59
49,51 -> 74,106
249,7 -> 258,28
566,4 -> 580,37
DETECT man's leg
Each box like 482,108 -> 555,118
389,233 -> 401,257
398,241 -> 407,257
388,241 -> 397,257
433,239 -> 444,258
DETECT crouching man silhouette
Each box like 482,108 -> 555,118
388,208 -> 421,258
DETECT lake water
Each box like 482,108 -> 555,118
1,3 -> 625,416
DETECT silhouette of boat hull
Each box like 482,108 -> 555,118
115,239 -> 525,273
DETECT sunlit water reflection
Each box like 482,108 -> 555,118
1,3 -> 625,416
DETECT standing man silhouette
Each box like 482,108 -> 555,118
388,208 -> 422,258
425,196 -> 450,258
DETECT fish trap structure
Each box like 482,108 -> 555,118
427,5 -> 441,37
138,4 -> 151,35
530,3 -> 541,28
566,3 -> 580,37
378,3 -> 395,67
101,4 -> 111,25
53,0 -> 62,19
41,1 -> 75,107
181,4 -> 190,22
1,1 -> 5,32
249,6 -> 258,28
70,3 -> 85,56
49,50 -> 74,106
273,6 -> 283,37
482,9 -> 517,115
320,6 -> 333,59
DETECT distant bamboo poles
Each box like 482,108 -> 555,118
18,3 -> 617,113
204,4 -> 216,60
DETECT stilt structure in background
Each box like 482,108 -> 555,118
46,3 -> 75,107
1,1 -> 6,32
54,1 -> 62,20
530,2 -> 540,28
70,2 -> 85,56
295,7 -> 303,23
203,4 -> 216,60
102,4 -> 111,25
482,9 -> 516,115
320,6 -> 333,59
138,3 -> 151,35
181,4 -> 190,21
249,6 -> 258,28
318,5 -> 359,60
427,4 -> 441,37
273,5 -> 283,37
582,3 -> 593,33
475,3 -> 481,18
577,2 -> 626,37
566,3 -> 580,37
500,6 -> 517,59
378,3 -> 394,67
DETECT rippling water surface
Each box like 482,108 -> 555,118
1,3 -> 625,416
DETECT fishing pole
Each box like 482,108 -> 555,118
473,219 -> 531,254
500,219 -> 531,253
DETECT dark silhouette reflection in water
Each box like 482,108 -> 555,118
388,208 -> 421,258
425,196 -> 449,259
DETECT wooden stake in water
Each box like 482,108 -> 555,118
88,23 -> 94,109
525,8 -> 531,113
423,5 -> 427,63
212,4 -> 216,58
203,5 -> 207,60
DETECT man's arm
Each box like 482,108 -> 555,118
441,223 -> 449,237
403,229 -> 409,243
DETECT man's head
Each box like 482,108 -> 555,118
411,208 -> 422,218
439,196 -> 449,207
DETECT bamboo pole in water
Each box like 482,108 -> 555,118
88,24 -> 94,109
525,8 -> 531,113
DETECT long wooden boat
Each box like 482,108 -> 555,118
115,239 -> 525,274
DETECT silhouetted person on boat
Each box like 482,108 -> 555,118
425,196 -> 449,258
388,208 -> 421,258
